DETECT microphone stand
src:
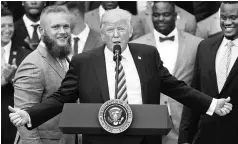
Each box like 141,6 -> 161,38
114,51 -> 121,100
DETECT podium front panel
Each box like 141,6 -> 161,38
59,103 -> 172,135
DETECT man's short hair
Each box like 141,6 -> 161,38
41,5 -> 70,18
65,1 -> 85,16
1,7 -> 13,17
153,1 -> 175,11
40,5 -> 70,24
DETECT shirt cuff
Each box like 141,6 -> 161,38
206,98 -> 217,116
26,112 -> 32,128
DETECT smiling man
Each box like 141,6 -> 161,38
179,2 -> 238,144
1,7 -> 17,144
12,5 -> 75,144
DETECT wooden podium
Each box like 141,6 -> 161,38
59,103 -> 172,136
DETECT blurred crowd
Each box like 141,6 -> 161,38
1,1 -> 225,144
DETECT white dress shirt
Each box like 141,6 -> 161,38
99,5 -> 120,21
2,40 -> 12,64
216,37 -> 238,80
153,28 -> 178,74
69,24 -> 90,60
23,15 -> 40,39
104,46 -> 142,104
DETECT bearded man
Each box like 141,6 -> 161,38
13,5 -> 76,144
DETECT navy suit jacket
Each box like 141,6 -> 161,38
26,43 -> 212,144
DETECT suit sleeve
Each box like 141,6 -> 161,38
154,46 -> 212,113
178,42 -> 203,143
14,61 -> 44,144
186,15 -> 197,35
26,57 -> 79,129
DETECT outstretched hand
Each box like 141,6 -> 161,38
215,97 -> 232,116
8,106 -> 29,127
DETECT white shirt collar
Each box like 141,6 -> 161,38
222,36 -> 238,46
153,27 -> 178,38
71,24 -> 90,43
99,5 -> 120,20
105,45 -> 130,62
2,40 -> 12,54
23,14 -> 40,27
39,41 -> 46,48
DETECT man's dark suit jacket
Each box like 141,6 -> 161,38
1,44 -> 29,144
12,18 -> 36,54
179,33 -> 238,144
26,43 -> 212,144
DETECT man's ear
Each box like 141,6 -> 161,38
39,26 -> 44,36
129,25 -> 133,38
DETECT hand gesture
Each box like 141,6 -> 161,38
1,58 -> 17,85
215,97 -> 232,116
8,106 -> 29,127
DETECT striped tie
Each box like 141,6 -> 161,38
116,62 -> 128,102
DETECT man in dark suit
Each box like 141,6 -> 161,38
9,8 -> 232,144
65,1 -> 103,57
12,1 -> 45,54
1,7 -> 28,144
179,2 -> 238,144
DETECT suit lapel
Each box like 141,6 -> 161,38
37,45 -> 65,79
93,45 -> 110,101
222,58 -> 238,93
83,29 -> 97,52
209,34 -> 224,95
18,19 -> 36,51
19,19 -> 30,38
128,44 -> 148,104
173,31 -> 186,75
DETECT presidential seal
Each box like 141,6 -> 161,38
98,99 -> 133,134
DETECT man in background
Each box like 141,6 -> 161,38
138,1 -> 197,36
1,7 -> 18,144
179,2 -> 238,144
12,1 -> 45,54
65,1 -> 103,58
84,1 -> 144,40
132,2 -> 203,144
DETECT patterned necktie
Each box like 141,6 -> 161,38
159,36 -> 175,42
74,37 -> 80,56
116,62 -> 128,102
216,41 -> 234,92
